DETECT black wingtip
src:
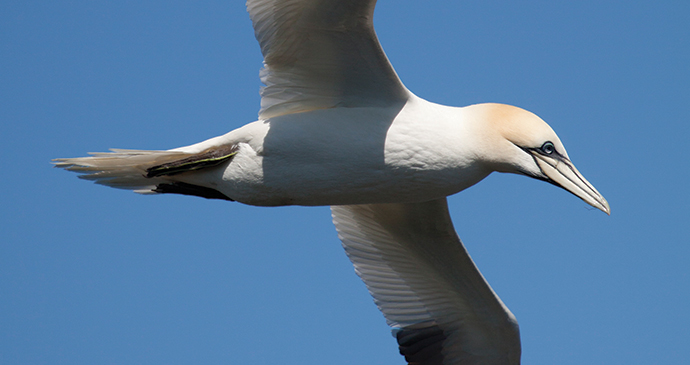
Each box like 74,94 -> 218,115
395,323 -> 447,365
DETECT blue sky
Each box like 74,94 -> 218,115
1,1 -> 688,364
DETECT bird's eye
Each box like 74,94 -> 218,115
540,141 -> 555,155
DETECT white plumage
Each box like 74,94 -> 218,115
55,1 -> 609,364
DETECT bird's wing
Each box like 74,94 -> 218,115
246,0 -> 409,119
331,199 -> 521,365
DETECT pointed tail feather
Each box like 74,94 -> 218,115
54,149 -> 190,193
53,146 -> 238,197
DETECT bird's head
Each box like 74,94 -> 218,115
466,103 -> 610,214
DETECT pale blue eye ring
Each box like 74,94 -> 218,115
540,142 -> 555,155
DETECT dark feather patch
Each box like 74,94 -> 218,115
146,144 -> 239,178
396,323 -> 447,365
153,182 -> 234,201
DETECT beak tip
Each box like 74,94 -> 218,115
599,199 -> 611,216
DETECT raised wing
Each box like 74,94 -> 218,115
246,0 -> 409,119
331,199 -> 521,365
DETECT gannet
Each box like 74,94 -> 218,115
54,0 -> 610,364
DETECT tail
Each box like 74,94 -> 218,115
53,145 -> 238,200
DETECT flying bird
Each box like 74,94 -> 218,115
54,1 -> 610,364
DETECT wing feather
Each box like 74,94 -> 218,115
246,0 -> 408,119
331,199 -> 521,365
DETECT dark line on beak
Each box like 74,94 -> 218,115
560,158 -> 597,194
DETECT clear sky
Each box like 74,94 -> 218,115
1,1 -> 688,364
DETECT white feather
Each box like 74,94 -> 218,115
332,200 -> 521,364
246,0 -> 409,119
53,149 -> 191,192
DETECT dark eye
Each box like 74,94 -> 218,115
540,141 -> 555,155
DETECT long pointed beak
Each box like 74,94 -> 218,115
532,153 -> 610,215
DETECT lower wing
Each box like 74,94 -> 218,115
331,199 -> 521,365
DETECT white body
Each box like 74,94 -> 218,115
55,1 -> 610,363
177,96 -> 490,206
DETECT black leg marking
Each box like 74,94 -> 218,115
153,182 -> 234,201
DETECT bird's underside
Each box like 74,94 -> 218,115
54,0 -> 610,364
